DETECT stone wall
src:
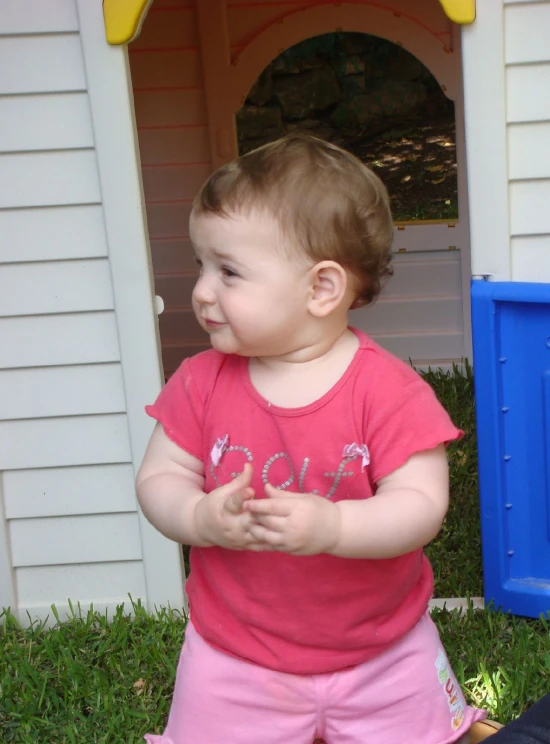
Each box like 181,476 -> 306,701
236,32 -> 452,154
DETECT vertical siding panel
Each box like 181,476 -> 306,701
0,93 -> 94,153
0,205 -> 108,263
506,64 -> 550,124
0,260 -> 114,317
504,5 -> 550,282
10,513 -> 143,567
512,236 -> 550,283
0,151 -> 101,209
0,35 -> 86,94
4,464 -> 137,519
76,0 -> 185,611
462,1 -> 510,279
0,2 -> 167,620
508,123 -> 550,181
509,181 -> 550,237
0,480 -> 16,613
0,0 -> 78,33
0,313 -> 121,369
504,2 -> 550,64
15,562 -> 146,610
0,415 -> 133,471
0,365 -> 126,421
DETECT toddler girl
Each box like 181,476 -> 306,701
137,134 -> 485,743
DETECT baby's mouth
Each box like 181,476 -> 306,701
204,318 -> 226,329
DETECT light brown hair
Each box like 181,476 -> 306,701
193,134 -> 394,305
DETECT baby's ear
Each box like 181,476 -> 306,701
308,261 -> 348,317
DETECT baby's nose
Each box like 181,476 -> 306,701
192,274 -> 215,304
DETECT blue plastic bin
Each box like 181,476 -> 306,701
471,279 -> 550,617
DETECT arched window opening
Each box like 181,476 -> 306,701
236,33 -> 458,222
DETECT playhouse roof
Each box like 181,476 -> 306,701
102,0 -> 476,46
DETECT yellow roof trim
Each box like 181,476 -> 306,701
438,0 -> 476,24
102,0 -> 475,45
103,0 -> 155,45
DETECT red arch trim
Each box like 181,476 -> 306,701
227,2 -> 459,111
232,1 -> 451,65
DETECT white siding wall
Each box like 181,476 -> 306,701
354,251 -> 464,369
504,1 -> 550,281
0,1 -> 147,621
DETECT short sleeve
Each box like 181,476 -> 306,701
366,379 -> 463,484
145,358 -> 206,460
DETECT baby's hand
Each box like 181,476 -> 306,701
194,464 -> 260,550
242,485 -> 341,555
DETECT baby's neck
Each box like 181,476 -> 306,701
249,327 -> 359,409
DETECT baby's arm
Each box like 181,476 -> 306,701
136,423 -> 257,549
243,444 -> 449,558
332,443 -> 449,559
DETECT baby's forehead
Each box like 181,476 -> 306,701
190,204 -> 274,226
190,209 -> 315,269
190,207 -> 286,246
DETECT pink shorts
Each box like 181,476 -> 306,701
145,613 -> 484,744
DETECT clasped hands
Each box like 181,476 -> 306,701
193,463 -> 340,555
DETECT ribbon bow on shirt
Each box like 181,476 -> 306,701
342,443 -> 370,470
210,435 -> 229,466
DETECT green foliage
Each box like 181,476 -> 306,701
393,197 -> 459,222
3,601 -> 550,739
0,601 -> 187,743
434,604 -> 550,723
421,361 -> 483,598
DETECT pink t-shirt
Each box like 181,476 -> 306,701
146,328 -> 461,675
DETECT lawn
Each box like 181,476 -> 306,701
2,365 -> 549,743
424,362 -> 483,599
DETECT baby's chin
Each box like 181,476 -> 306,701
208,334 -> 245,355
209,338 -> 268,359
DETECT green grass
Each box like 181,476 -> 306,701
433,604 -> 550,722
422,361 -> 484,598
0,602 -> 183,743
2,601 -> 550,742
3,364 -> 546,741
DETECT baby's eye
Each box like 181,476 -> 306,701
221,266 -> 238,278
194,257 -> 203,273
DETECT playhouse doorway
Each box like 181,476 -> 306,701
129,0 -> 471,376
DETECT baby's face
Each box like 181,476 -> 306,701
190,209 -> 313,358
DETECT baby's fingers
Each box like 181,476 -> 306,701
222,465 -> 255,514
225,486 -> 255,515
250,513 -> 286,532
264,483 -> 302,499
243,498 -> 290,517
247,523 -> 285,548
